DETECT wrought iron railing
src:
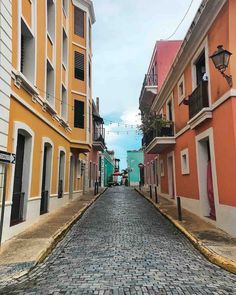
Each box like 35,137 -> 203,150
139,74 -> 158,103
93,129 -> 105,146
142,122 -> 174,147
189,81 -> 209,119
40,190 -> 49,215
10,192 -> 25,225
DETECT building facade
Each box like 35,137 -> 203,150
139,40 -> 182,188
143,0 -> 236,238
100,150 -> 115,187
0,0 -> 95,243
127,150 -> 144,186
88,97 -> 105,190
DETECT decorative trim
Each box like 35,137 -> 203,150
71,89 -> 87,97
72,41 -> 87,51
188,108 -> 212,129
151,0 -> 227,113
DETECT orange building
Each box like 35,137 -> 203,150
0,0 -> 95,243
143,0 -> 236,238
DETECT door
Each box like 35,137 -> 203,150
167,155 -> 175,199
10,134 -> 25,225
69,156 -> 74,199
40,145 -> 49,215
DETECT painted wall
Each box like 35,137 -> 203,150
127,150 -> 144,186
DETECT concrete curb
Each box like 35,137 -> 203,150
135,188 -> 236,275
2,188 -> 107,286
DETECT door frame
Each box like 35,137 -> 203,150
195,127 -> 219,219
167,151 -> 177,199
10,122 -> 34,222
69,153 -> 75,199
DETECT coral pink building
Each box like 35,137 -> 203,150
139,40 -> 182,187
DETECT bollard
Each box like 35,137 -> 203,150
149,185 -> 152,199
94,182 -> 97,196
139,181 -> 141,191
154,186 -> 158,203
177,196 -> 182,221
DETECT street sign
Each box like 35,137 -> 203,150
0,151 -> 16,164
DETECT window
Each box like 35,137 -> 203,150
74,100 -> 84,128
195,51 -> 206,86
47,0 -> 55,41
74,6 -> 84,37
61,85 -> 67,120
62,0 -> 68,15
181,148 -> 190,175
178,75 -> 185,104
89,21 -> 92,49
62,29 -> 68,67
88,61 -> 91,88
20,19 -> 35,83
46,60 -> 55,105
160,159 -> 164,177
74,51 -> 84,80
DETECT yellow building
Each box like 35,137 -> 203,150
1,0 -> 95,242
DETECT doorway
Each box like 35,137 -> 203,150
40,143 -> 52,215
197,135 -> 216,220
69,155 -> 74,199
10,129 -> 32,226
58,150 -> 65,198
167,154 -> 175,199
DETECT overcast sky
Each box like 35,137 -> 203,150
92,0 -> 203,169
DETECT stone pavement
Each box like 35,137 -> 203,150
136,186 -> 236,274
0,186 -> 236,295
0,189 -> 104,288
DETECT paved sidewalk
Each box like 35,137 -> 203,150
0,189 -> 105,288
136,187 -> 236,274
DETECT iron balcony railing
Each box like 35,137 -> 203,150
142,122 -> 174,147
189,81 -> 209,120
40,190 -> 49,215
93,128 -> 105,146
139,74 -> 157,103
10,192 -> 25,225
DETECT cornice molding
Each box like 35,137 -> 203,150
151,0 -> 227,113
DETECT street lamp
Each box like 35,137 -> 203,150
210,45 -> 233,87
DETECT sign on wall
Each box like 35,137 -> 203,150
0,151 -> 16,164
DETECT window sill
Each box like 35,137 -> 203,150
12,70 -> 38,96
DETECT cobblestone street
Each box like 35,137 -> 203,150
1,187 -> 236,295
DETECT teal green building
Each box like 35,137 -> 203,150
100,150 -> 115,187
127,150 -> 144,186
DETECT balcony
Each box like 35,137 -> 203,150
139,74 -> 158,111
143,122 -> 176,154
93,128 -> 106,151
188,81 -> 212,129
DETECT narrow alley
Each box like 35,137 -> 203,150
1,187 -> 236,295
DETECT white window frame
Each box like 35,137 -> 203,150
178,74 -> 185,105
181,148 -> 190,175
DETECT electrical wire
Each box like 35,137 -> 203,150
166,0 -> 194,40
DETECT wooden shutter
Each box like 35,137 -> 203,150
74,100 -> 84,128
20,35 -> 24,73
74,51 -> 84,80
74,6 -> 84,37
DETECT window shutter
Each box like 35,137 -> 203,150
74,51 -> 84,81
20,35 -> 25,73
74,7 -> 84,37
74,100 -> 84,128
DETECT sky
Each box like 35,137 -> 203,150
92,0 -> 203,169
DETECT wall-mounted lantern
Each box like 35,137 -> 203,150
210,45 -> 233,87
